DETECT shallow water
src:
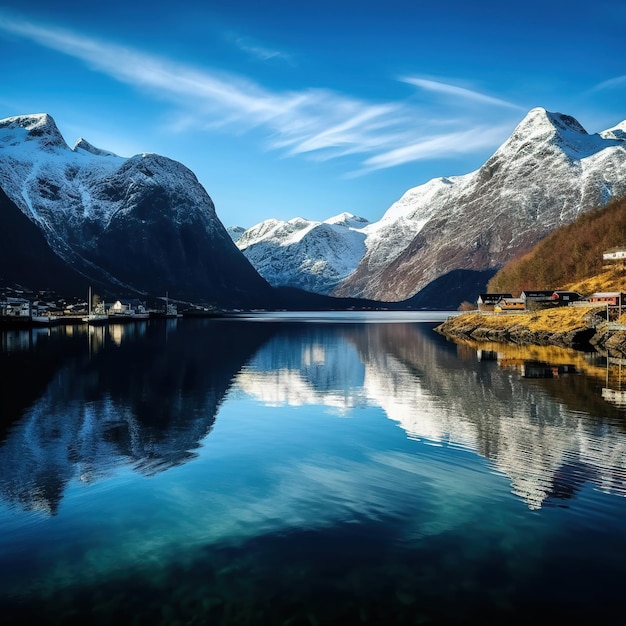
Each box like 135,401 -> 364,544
1,314 -> 625,624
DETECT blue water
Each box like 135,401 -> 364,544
1,314 -> 625,624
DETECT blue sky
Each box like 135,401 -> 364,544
1,1 -> 625,228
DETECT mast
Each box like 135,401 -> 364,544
88,286 -> 92,318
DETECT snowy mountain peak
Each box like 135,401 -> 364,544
234,210 -> 370,294
494,107 -> 621,161
515,107 -> 588,137
324,212 -> 370,228
331,106 -> 626,302
73,137 -> 119,157
0,113 -> 69,151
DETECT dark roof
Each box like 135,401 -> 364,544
477,293 -> 512,303
552,291 -> 582,297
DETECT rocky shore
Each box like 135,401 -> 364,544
435,310 -> 626,357
588,324 -> 626,357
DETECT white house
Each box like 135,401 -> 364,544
603,248 -> 626,261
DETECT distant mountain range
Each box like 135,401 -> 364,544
233,107 -> 626,302
234,212 -> 370,294
2,109 -> 626,311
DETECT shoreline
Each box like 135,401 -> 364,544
434,308 -> 626,358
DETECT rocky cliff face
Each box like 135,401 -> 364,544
0,114 -> 272,306
334,108 -> 626,301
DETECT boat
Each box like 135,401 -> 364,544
152,292 -> 182,319
82,287 -> 109,325
0,298 -> 56,327
132,303 -> 151,320
165,302 -> 182,319
31,314 -> 53,326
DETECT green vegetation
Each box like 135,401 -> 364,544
488,195 -> 626,295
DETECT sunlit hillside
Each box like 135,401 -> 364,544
563,268 -> 626,297
441,305 -> 601,335
487,195 -> 626,296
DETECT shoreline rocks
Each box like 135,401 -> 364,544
435,314 -> 626,358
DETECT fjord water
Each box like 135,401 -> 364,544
1,315 -> 626,625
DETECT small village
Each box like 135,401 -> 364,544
477,247 -> 626,318
0,287 -> 188,327
477,288 -> 625,315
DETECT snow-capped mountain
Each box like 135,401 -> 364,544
233,107 -> 626,303
6,108 -> 626,307
236,212 -> 370,294
335,107 -> 626,301
0,113 -> 272,306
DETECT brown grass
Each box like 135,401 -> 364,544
445,304 -> 601,333
563,268 -> 626,296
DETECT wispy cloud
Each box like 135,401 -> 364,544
588,75 -> 626,92
0,14 -> 522,174
227,32 -> 293,63
401,76 -> 524,111
354,124 -> 513,176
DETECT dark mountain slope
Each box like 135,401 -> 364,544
0,187 -> 93,294
0,114 -> 273,308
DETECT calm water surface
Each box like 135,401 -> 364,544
1,313 -> 625,624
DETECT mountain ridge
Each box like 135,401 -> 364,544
487,194 -> 626,295
4,108 -> 626,312
0,113 -> 274,307
232,107 -> 626,304
336,107 -> 626,301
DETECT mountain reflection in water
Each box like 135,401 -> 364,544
0,320 -> 274,513
1,315 -> 625,624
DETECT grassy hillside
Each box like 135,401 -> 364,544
487,195 -> 626,295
